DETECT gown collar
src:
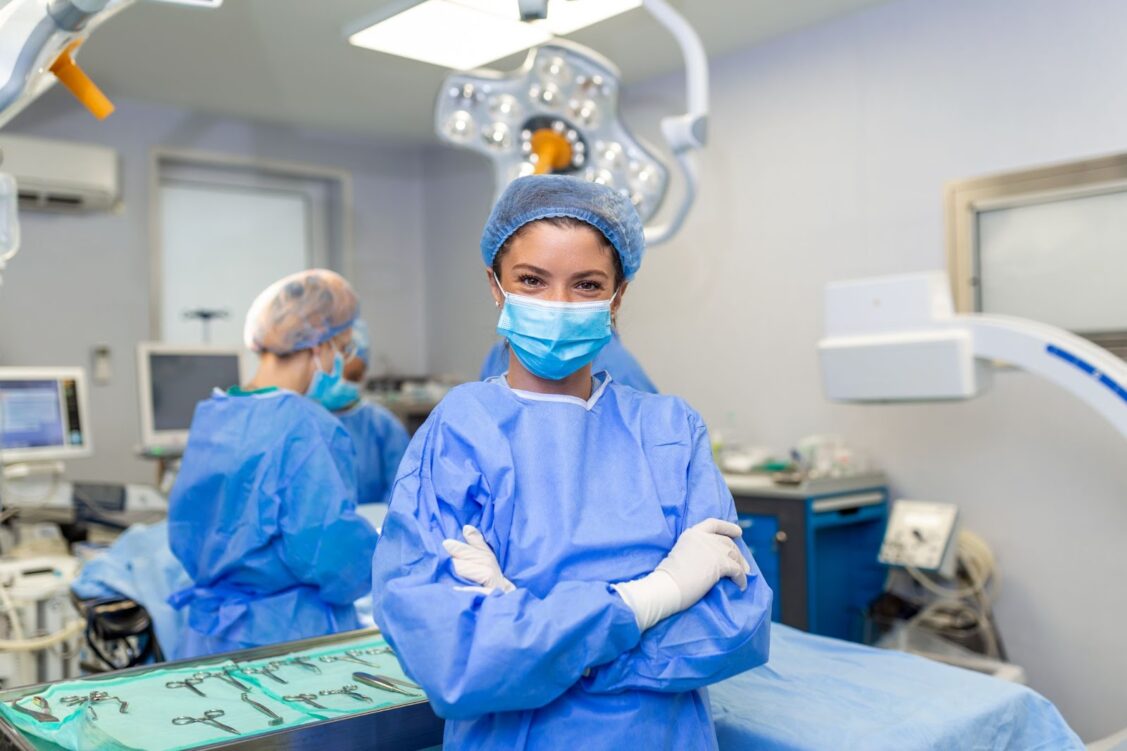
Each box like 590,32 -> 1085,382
493,371 -> 612,411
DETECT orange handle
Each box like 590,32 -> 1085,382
530,129 -> 573,175
49,39 -> 114,120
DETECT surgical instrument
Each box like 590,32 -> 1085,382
240,693 -> 283,726
319,685 -> 371,703
172,709 -> 240,736
166,677 -> 207,697
283,693 -> 326,709
195,669 -> 250,691
352,672 -> 421,697
10,697 -> 57,723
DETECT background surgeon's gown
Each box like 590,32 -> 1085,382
170,388 -> 378,657
335,400 -> 410,504
372,375 -> 772,750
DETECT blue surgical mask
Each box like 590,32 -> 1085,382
306,350 -> 360,411
496,289 -> 615,381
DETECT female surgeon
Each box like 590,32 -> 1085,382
169,269 -> 378,658
335,319 -> 410,505
372,175 -> 773,750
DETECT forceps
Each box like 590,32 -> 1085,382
172,709 -> 240,736
194,669 -> 250,691
318,685 -> 371,703
241,664 -> 288,684
166,677 -> 207,697
352,672 -> 421,697
284,693 -> 326,709
318,650 -> 378,668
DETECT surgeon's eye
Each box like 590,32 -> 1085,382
575,280 -> 605,293
518,274 -> 545,288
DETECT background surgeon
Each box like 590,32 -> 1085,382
168,269 -> 378,658
373,175 -> 772,750
336,318 -> 411,504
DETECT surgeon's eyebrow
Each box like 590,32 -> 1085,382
512,263 -> 553,277
569,269 -> 610,281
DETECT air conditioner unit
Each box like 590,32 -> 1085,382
0,134 -> 120,213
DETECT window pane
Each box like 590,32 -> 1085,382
977,189 -> 1127,333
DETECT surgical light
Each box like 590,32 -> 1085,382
433,0 -> 709,245
436,41 -> 669,224
346,0 -> 641,71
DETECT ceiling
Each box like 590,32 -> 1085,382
75,0 -> 889,143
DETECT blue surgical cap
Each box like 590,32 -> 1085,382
244,269 -> 358,355
350,318 -> 371,366
480,175 -> 645,281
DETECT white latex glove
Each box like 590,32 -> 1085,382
613,518 -> 751,632
442,525 -> 516,594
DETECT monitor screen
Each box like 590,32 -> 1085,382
0,377 -> 85,453
148,352 -> 241,432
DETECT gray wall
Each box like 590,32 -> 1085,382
0,90 -> 426,485
421,0 -> 1127,740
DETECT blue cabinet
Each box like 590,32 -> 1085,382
730,473 -> 888,644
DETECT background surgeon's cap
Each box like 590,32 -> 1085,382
350,318 -> 371,366
244,268 -> 358,355
480,175 -> 646,280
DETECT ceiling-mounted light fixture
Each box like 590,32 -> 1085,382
346,0 -> 642,71
435,41 -> 669,223
432,0 -> 709,246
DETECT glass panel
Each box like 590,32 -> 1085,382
977,189 -> 1127,333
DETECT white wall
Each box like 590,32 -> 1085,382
0,89 -> 427,484
422,0 -> 1127,740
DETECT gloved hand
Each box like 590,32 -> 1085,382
613,518 -> 751,632
442,525 -> 516,594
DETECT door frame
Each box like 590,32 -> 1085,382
148,148 -> 354,340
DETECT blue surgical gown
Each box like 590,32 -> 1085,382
169,388 -> 378,658
335,400 -> 410,504
372,374 -> 772,750
480,332 -> 659,393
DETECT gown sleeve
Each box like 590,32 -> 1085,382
278,421 -> 378,605
580,412 -> 773,694
372,401 -> 643,721
376,408 -> 410,504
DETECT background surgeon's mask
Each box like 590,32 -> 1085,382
496,289 -> 615,380
306,350 -> 360,411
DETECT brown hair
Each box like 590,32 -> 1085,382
492,216 -> 625,288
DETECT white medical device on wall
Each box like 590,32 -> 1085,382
429,0 -> 708,245
879,500 -> 960,578
818,271 -> 1127,442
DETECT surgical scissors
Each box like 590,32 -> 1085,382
172,709 -> 240,736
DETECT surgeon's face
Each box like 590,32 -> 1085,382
488,222 -> 627,313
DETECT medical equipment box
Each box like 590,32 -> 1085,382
728,472 -> 888,643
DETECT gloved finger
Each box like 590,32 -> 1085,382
720,558 -> 749,591
693,518 -> 743,539
442,539 -> 476,559
462,525 -> 492,553
715,536 -> 741,559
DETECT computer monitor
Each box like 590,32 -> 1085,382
0,367 -> 92,464
137,343 -> 243,451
